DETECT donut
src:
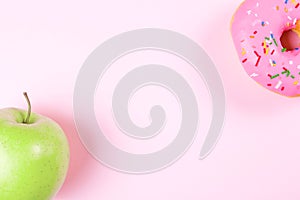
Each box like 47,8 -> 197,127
231,0 -> 300,97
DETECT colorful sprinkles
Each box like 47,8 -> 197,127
234,0 -> 300,96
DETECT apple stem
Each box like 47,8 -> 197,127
23,92 -> 31,124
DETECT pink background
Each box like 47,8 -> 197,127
1,0 -> 300,199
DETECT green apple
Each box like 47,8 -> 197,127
0,93 -> 69,200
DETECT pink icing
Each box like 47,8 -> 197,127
231,0 -> 300,97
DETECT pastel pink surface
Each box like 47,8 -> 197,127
231,0 -> 300,97
0,0 -> 300,200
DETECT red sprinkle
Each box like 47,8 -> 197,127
254,51 -> 261,67
271,49 -> 275,55
267,83 -> 272,86
296,3 -> 299,8
253,31 -> 258,34
242,58 -> 248,63
254,51 -> 260,57
281,87 -> 285,91
256,56 -> 261,67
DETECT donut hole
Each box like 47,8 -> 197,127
280,29 -> 300,51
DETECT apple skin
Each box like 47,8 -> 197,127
0,108 -> 69,200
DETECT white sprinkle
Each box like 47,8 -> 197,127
254,13 -> 258,17
289,60 -> 293,65
288,16 -> 292,20
269,59 -> 273,66
275,81 -> 282,89
297,65 -> 300,69
247,10 -> 252,15
250,73 -> 258,77
256,2 -> 259,7
294,18 -> 297,25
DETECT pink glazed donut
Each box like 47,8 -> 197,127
231,0 -> 300,97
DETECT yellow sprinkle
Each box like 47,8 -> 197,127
269,60 -> 276,67
291,0 -> 297,5
241,48 -> 246,56
294,81 -> 299,85
276,5 -> 279,10
250,35 -> 255,38
284,7 -> 288,13
263,41 -> 269,55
